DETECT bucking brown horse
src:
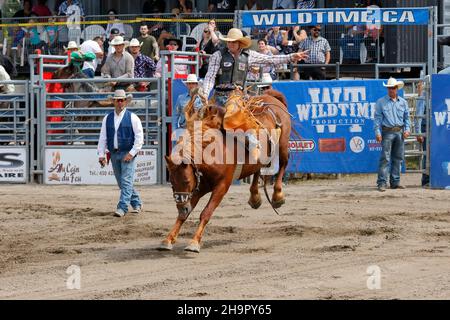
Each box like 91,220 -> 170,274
160,89 -> 291,253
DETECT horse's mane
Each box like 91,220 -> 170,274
263,89 -> 288,108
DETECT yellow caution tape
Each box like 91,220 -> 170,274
0,18 -> 233,28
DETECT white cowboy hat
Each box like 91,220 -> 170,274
383,77 -> 404,89
183,74 -> 199,84
129,38 -> 142,47
108,89 -> 132,101
257,73 -> 273,88
110,36 -> 125,46
64,41 -> 79,50
219,28 -> 252,49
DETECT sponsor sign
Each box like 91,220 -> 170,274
431,75 -> 450,188
273,80 -> 391,173
44,148 -> 157,185
0,148 -> 27,183
241,8 -> 429,28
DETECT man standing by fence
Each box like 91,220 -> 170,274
374,77 -> 410,192
97,90 -> 144,217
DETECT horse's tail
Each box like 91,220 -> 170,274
263,89 -> 288,109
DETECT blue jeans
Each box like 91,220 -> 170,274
110,150 -> 141,212
377,131 -> 404,187
82,68 -> 95,78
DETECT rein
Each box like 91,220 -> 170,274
172,160 -> 203,205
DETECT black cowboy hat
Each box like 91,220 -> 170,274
163,37 -> 182,50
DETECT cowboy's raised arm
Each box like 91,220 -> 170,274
202,50 -> 222,98
248,50 -> 309,68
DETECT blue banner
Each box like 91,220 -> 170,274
430,75 -> 450,189
241,8 -> 430,27
272,80 -> 391,174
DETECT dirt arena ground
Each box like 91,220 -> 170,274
0,173 -> 449,300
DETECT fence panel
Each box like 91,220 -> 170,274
37,77 -> 163,185
0,80 -> 30,183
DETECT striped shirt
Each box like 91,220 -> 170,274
203,49 -> 293,97
298,36 -> 331,64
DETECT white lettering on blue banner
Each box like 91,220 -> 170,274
241,8 -> 429,27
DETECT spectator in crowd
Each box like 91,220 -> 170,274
57,0 -> 84,17
296,0 -> 315,8
138,24 -> 159,61
374,77 -> 410,192
101,36 -> 135,90
251,38 -> 276,80
272,0 -> 295,9
0,64 -> 15,95
142,0 -> 166,14
27,13 -> 49,53
106,28 -> 121,56
266,26 -> 286,54
46,15 -> 58,54
282,26 -> 307,54
32,0 -> 51,17
174,0 -> 194,14
105,9 -> 125,40
170,6 -> 192,36
155,37 -> 189,78
174,74 -> 202,129
208,0 -> 236,12
414,81 -> 429,187
97,90 -> 144,217
197,19 -> 221,78
242,0 -> 262,10
297,25 -> 330,80
13,0 -> 34,18
57,13 -> 69,54
80,36 -> 104,78
128,38 -> 156,90
157,31 -> 175,51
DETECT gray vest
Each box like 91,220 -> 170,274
215,48 -> 249,89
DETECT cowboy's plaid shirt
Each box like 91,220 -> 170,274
203,49 -> 294,97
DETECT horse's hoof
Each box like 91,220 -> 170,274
272,198 -> 285,209
156,241 -> 173,251
248,198 -> 262,209
184,242 -> 201,253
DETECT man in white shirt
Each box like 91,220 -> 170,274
97,90 -> 144,217
80,36 -> 104,78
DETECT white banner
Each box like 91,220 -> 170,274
44,148 -> 157,185
0,148 -> 27,183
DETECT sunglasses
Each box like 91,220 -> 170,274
204,30 -> 210,33
116,99 -> 125,103
312,28 -> 321,31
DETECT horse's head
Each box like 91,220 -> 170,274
52,64 -> 79,90
165,155 -> 202,217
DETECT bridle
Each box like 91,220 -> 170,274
172,160 -> 202,205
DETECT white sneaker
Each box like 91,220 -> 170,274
114,208 -> 126,217
131,206 -> 142,213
